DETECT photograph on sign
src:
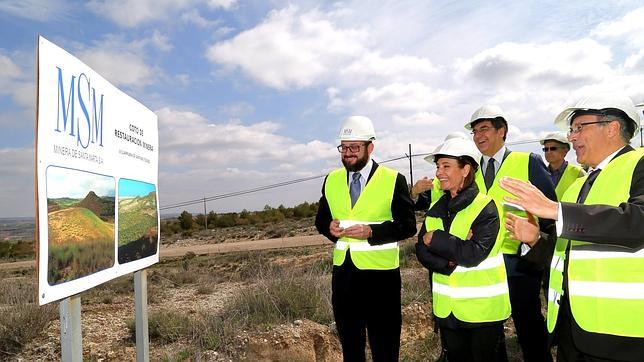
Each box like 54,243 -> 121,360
117,178 -> 158,264
36,36 -> 159,305
46,166 -> 115,285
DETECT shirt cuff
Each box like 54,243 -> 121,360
520,243 -> 531,256
556,202 -> 563,236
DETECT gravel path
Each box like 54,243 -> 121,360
0,234 -> 330,270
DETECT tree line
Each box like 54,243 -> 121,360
161,201 -> 319,235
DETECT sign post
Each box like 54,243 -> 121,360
59,295 -> 82,362
36,36 -> 159,360
134,270 -> 150,362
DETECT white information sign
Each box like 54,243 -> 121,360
36,36 -> 160,305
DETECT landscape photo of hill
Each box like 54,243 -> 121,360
46,167 -> 116,285
117,179 -> 158,264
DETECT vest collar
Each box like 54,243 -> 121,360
428,182 -> 480,218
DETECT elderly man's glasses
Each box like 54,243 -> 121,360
337,144 -> 367,153
568,121 -> 610,136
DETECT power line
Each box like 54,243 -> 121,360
160,138 -> 543,211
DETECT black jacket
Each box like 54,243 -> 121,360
416,182 -> 499,275
525,145 -> 644,361
315,161 -> 417,245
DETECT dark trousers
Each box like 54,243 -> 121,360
332,252 -> 401,362
441,323 -> 507,362
505,254 -> 552,362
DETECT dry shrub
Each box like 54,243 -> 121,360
0,281 -> 57,358
230,265 -> 333,327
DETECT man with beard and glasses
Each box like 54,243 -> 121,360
315,116 -> 416,361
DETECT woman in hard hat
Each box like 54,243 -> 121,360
416,135 -> 510,362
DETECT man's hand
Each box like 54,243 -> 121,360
411,177 -> 434,199
343,224 -> 373,240
505,212 -> 541,247
329,219 -> 344,238
499,177 -> 559,220
423,230 -> 434,246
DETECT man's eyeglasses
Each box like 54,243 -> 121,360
542,146 -> 563,152
471,126 -> 492,135
337,144 -> 367,153
568,121 -> 610,136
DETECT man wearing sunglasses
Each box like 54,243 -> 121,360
466,105 -> 557,362
315,116 -> 416,361
500,92 -> 644,361
540,132 -> 585,200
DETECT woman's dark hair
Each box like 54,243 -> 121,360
434,154 -> 478,190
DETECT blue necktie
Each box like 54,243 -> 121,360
350,172 -> 361,207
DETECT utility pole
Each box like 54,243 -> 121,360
203,197 -> 208,230
407,144 -> 414,187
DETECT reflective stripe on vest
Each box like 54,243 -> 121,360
475,152 -> 530,254
426,192 -> 511,323
554,163 -> 584,200
325,165 -> 398,270
547,148 -> 644,337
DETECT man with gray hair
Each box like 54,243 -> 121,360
501,92 -> 644,361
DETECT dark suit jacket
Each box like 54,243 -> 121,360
526,145 -> 644,360
315,161 -> 417,245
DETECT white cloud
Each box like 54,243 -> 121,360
0,0 -> 70,22
181,9 -> 219,27
455,39 -> 613,88
330,82 -> 452,113
0,53 -> 33,108
206,0 -> 236,10
156,107 -> 334,166
624,49 -> 644,73
218,102 -> 255,117
340,52 -> 438,86
592,6 -> 644,49
206,5 -> 368,90
76,35 -> 160,88
87,0 -> 237,27
151,30 -> 173,52
87,0 -> 193,27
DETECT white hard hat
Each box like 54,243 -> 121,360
554,92 -> 641,137
337,116 -> 376,141
424,134 -> 482,168
540,131 -> 570,146
444,131 -> 468,140
465,105 -> 506,130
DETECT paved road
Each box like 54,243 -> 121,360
0,234 -> 331,271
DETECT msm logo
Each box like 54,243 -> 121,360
55,67 -> 104,149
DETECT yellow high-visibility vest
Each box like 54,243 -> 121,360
554,163 -> 584,200
475,152 -> 530,254
426,192 -> 511,322
325,165 -> 399,270
547,148 -> 644,337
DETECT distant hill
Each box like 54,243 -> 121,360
77,191 -> 115,222
118,191 -> 158,246
48,207 -> 115,246
118,191 -> 158,263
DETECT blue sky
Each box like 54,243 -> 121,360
119,178 -> 156,198
1,0 -> 644,218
